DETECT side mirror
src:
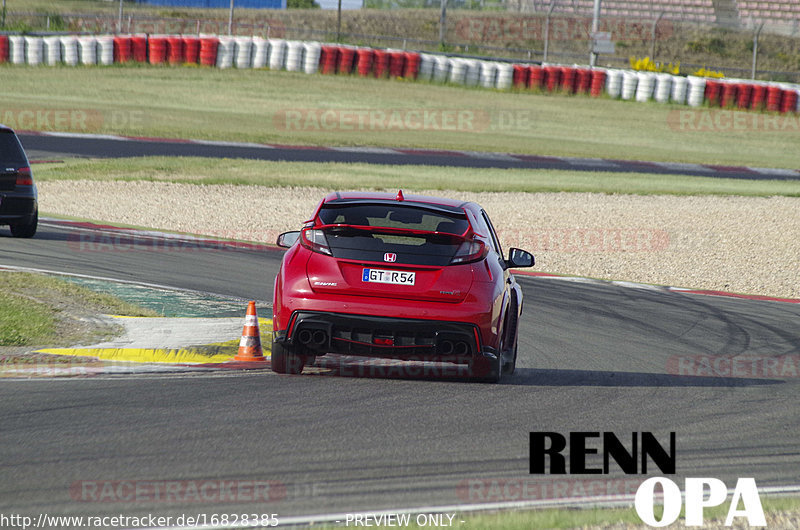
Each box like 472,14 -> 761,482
276,231 -> 301,248
506,248 -> 534,268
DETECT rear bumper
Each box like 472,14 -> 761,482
0,195 -> 37,224
275,310 -> 496,364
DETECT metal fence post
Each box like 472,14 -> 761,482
752,22 -> 764,79
543,2 -> 555,63
650,11 -> 664,60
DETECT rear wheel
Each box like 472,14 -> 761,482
270,339 -> 306,375
10,211 -> 37,238
502,313 -> 519,376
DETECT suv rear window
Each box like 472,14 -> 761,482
0,130 -> 29,167
318,203 -> 470,266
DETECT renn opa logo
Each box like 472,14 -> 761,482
529,432 -> 765,527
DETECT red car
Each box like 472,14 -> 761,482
272,191 -> 534,382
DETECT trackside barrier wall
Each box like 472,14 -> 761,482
3,33 -> 799,114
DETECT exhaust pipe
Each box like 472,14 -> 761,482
454,341 -> 469,356
439,340 -> 454,355
312,330 -> 328,346
297,329 -> 313,345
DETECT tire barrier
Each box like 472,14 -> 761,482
495,62 -> 514,90
303,42 -> 321,75
167,36 -> 184,65
432,55 -> 449,83
43,36 -> 62,66
113,35 -> 132,63
403,52 -> 420,80
766,85 -> 783,112
61,35 -> 79,66
687,76 -> 707,107
389,51 -> 406,78
199,37 -> 218,67
9,35 -> 25,65
337,46 -> 355,75
131,35 -> 147,63
720,82 -> 737,108
5,32 -> 799,115
355,48 -> 373,77
605,69 -> 623,98
448,58 -> 468,85
216,37 -> 234,69
635,72 -> 656,102
654,73 -> 673,103
251,37 -> 269,69
373,49 -> 391,78
590,70 -> 606,97
529,65 -> 544,90
284,40 -> 304,72
97,36 -> 114,66
621,71 -> 638,100
417,53 -> 434,81
234,37 -> 252,68
147,36 -> 166,65
0,35 -> 8,63
24,36 -> 43,66
183,36 -> 200,64
78,36 -> 97,65
268,39 -> 286,70
670,75 -> 688,104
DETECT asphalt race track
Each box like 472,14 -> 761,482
18,132 -> 800,181
1,220 -> 800,524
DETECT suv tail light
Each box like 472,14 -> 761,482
450,239 -> 487,265
301,228 -> 332,256
15,167 -> 33,186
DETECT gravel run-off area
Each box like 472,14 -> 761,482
38,181 -> 800,299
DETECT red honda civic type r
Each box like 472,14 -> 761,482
272,190 -> 534,382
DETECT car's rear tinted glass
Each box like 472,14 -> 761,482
318,204 -> 470,266
0,130 -> 29,167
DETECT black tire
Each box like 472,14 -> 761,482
10,211 -> 37,238
502,311 -> 519,376
270,339 -> 306,375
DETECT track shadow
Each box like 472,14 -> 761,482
501,367 -> 784,387
289,356 -> 784,387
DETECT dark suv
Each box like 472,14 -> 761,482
0,125 -> 38,238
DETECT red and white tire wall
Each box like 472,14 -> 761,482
1,34 -> 798,114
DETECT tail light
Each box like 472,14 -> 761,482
15,167 -> 33,186
301,228 -> 332,256
450,239 -> 487,265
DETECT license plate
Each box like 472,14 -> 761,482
362,268 -> 415,286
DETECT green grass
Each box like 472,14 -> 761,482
35,157 -> 800,197
0,292 -> 56,346
0,272 -> 157,346
3,66 -> 800,168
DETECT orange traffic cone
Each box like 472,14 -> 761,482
234,301 -> 265,361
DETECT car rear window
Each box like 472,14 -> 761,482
0,130 -> 29,167
317,203 -> 470,266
